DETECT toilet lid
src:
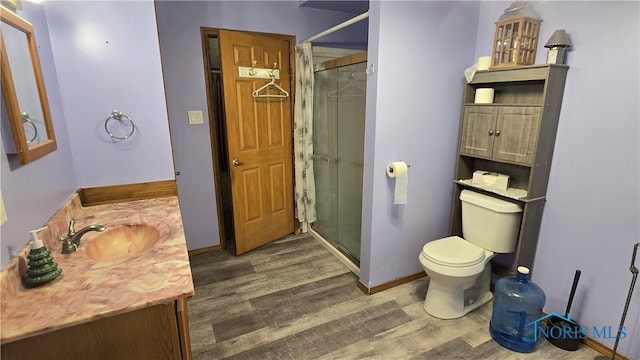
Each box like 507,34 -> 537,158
422,236 -> 485,268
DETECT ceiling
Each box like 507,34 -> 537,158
298,0 -> 369,14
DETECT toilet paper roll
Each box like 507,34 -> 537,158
477,56 -> 491,70
387,161 -> 409,204
474,88 -> 495,104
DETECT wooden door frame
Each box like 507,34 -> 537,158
200,27 -> 297,251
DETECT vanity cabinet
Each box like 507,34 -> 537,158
0,298 -> 192,360
450,64 -> 568,275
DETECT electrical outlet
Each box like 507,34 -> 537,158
188,110 -> 204,125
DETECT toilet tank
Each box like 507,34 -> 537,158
460,190 -> 523,253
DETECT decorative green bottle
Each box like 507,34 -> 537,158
23,227 -> 62,288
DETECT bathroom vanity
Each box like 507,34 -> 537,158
1,299 -> 190,359
0,195 -> 194,359
450,64 -> 569,275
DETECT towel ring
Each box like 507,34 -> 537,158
104,110 -> 135,140
21,112 -> 38,144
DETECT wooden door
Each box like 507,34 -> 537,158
219,30 -> 294,255
459,105 -> 496,159
493,106 -> 541,165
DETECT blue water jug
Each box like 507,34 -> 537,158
490,266 -> 546,353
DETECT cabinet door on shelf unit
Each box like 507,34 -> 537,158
493,106 -> 541,165
459,105 -> 497,158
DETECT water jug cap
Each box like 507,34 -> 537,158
517,266 -> 530,275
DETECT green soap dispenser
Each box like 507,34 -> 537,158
23,227 -> 62,288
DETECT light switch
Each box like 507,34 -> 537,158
0,191 -> 7,225
188,110 -> 204,125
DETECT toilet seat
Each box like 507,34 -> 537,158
422,236 -> 485,268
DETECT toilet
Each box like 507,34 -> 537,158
419,189 -> 523,319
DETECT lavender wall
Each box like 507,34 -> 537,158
154,1 -> 361,250
364,1 -> 639,357
475,2 -> 639,358
0,3 -> 76,265
154,2 -> 217,252
43,1 -> 175,187
1,0 -> 175,266
360,1 -> 480,287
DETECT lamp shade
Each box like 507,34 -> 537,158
544,29 -> 572,48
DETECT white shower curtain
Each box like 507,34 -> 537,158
293,42 -> 316,232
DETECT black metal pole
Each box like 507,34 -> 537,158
595,243 -> 639,360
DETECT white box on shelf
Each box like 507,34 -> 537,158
472,170 -> 510,191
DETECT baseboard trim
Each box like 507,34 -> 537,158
358,272 -> 427,295
188,245 -> 222,256
79,180 -> 177,206
582,337 -> 629,360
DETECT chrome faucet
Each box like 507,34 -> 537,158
60,219 -> 106,254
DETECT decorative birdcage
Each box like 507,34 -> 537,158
491,2 -> 542,68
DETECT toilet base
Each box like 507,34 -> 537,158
423,265 -> 493,319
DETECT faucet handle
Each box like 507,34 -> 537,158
68,219 -> 76,236
59,235 -> 77,254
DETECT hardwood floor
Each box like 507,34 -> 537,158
187,235 -> 601,359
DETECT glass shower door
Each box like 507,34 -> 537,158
312,67 -> 338,248
312,61 -> 366,264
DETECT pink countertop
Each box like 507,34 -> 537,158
0,195 -> 194,344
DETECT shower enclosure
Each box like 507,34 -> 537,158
311,52 -> 367,266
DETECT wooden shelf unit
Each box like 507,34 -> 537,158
450,64 -> 568,274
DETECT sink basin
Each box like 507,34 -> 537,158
85,224 -> 160,262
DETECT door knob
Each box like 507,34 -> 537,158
232,158 -> 243,167
488,130 -> 494,136
495,130 -> 501,136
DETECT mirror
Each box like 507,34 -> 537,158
0,5 -> 56,164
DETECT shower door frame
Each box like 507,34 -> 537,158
314,51 -> 367,73
311,51 -> 367,268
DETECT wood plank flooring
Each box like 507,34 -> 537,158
187,235 -> 601,359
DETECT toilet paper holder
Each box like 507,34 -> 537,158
387,161 -> 410,174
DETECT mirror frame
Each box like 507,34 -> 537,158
0,5 -> 56,164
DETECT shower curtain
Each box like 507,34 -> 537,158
293,42 -> 316,232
